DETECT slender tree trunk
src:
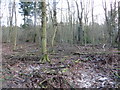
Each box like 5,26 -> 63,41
110,2 -> 117,46
102,0 -> 117,48
84,0 -> 89,46
13,0 -> 17,50
51,0 -> 57,47
33,1 -> 37,43
8,0 -> 11,43
0,1 -> 2,88
67,0 -> 73,44
0,1 -> 1,32
118,1 -> 120,51
103,1 -> 113,46
110,3 -> 113,45
75,1 -> 83,45
91,0 -> 95,45
73,11 -> 75,44
41,0 -> 50,63
9,1 -> 14,43
60,0 -> 63,43
51,26 -> 57,47
84,16 -> 88,46
0,0 -> 1,27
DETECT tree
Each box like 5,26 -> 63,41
19,1 -> 34,28
19,1 -> 42,43
75,0 -> 84,44
118,1 -> 120,51
33,1 -> 37,43
13,0 -> 17,50
91,0 -> 95,45
8,0 -> 14,43
51,0 -> 58,48
0,1 -> 2,87
83,0 -> 90,46
0,2 -> 1,22
110,1 -> 117,46
66,0 -> 73,44
102,0 -> 110,45
7,0 -> 17,50
0,0 -> 2,37
41,0 -> 50,63
102,0 -> 117,46
33,1 -> 42,43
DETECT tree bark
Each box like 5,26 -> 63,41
13,0 -> 17,50
91,0 -> 95,45
118,1 -> 120,51
8,1 -> 14,43
33,1 -> 37,43
67,0 -> 73,44
103,1 -> 117,46
51,0 -> 58,47
41,0 -> 50,63
84,0 -> 89,46
75,1 -> 83,45
103,1 -> 110,44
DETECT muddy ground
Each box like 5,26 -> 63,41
1,43 -> 120,88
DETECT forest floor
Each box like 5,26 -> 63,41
1,42 -> 120,88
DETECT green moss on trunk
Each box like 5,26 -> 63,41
40,0 -> 50,63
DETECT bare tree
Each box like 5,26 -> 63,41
0,0 -> 1,27
0,1 -> 2,88
110,1 -> 117,46
75,0 -> 84,44
13,0 -> 17,50
51,0 -> 58,47
91,0 -> 95,45
8,0 -> 14,43
41,0 -> 50,63
102,0 -> 117,46
83,0 -> 90,46
66,0 -> 73,44
72,4 -> 76,44
33,0 -> 37,43
118,1 -> 120,50
0,1 -> 1,44
102,0 -> 110,45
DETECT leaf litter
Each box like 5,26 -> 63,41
2,43 -> 120,88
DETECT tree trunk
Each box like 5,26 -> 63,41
103,1 -> 110,45
91,0 -> 95,45
67,0 -> 73,44
13,0 -> 17,50
75,1 -> 83,45
109,2 -> 117,46
9,1 -> 14,43
33,1 -> 37,43
51,0 -> 57,48
41,0 -> 50,63
118,2 -> 120,51
0,1 -> 2,87
103,1 -> 117,46
83,0 -> 90,46
60,0 -> 63,43
0,0 -> 1,27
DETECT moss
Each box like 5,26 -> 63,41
40,54 -> 51,63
